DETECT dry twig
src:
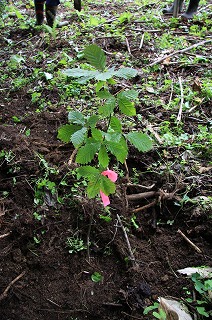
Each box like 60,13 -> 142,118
0,271 -> 26,301
117,214 -> 138,267
149,39 -> 212,66
177,229 -> 202,253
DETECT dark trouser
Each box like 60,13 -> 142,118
34,0 -> 60,26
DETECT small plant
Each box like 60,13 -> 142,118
66,236 -> 86,254
58,44 -> 153,206
143,302 -> 166,319
91,271 -> 103,283
184,272 -> 212,318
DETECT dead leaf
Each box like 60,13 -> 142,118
159,297 -> 193,320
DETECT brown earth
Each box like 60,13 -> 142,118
0,1 -> 212,320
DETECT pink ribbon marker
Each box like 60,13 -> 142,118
100,170 -> 118,207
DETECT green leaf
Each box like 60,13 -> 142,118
118,89 -> 139,100
87,115 -> 99,128
63,68 -> 98,79
196,307 -> 209,317
95,68 -> 115,81
77,166 -> 99,179
84,44 -> 106,71
97,90 -> 113,99
57,124 -> 82,143
99,97 -> 116,116
91,272 -> 103,282
106,137 -> 128,163
126,132 -> 153,152
98,145 -> 109,168
71,127 -> 87,147
76,142 -> 100,164
100,175 -> 116,195
110,116 -> 122,132
95,81 -> 106,92
104,132 -> 122,142
68,111 -> 85,125
117,95 -> 136,116
115,67 -> 138,79
91,128 -> 103,141
87,177 -> 101,198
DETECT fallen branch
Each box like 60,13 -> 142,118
127,190 -> 181,202
132,199 -> 158,213
149,39 -> 212,66
177,229 -> 202,253
0,271 -> 26,301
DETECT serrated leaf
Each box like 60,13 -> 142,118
87,115 -> 99,128
104,132 -> 122,142
68,111 -> 85,125
63,68 -> 98,78
98,145 -> 109,168
126,132 -> 152,152
76,142 -> 100,164
71,127 -> 87,147
77,166 -> 100,179
57,124 -> 82,143
117,96 -> 136,116
95,68 -> 115,81
110,116 -> 122,132
106,137 -> 128,163
87,177 -> 101,198
91,128 -> 103,141
84,45 -> 106,71
100,175 -> 116,196
118,89 -> 139,100
115,67 -> 138,79
97,90 -> 113,99
99,97 -> 116,116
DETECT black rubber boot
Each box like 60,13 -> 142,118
181,0 -> 200,19
45,5 -> 57,27
163,0 -> 184,14
34,1 -> 44,25
74,0 -> 81,11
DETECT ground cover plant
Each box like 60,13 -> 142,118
0,0 -> 212,319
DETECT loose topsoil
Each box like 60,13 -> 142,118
0,1 -> 212,320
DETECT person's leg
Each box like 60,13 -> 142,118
163,0 -> 184,14
45,0 -> 60,27
34,0 -> 45,25
181,0 -> 200,19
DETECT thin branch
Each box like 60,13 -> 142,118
117,214 -> 138,266
0,271 -> 26,301
132,199 -> 157,213
149,39 -> 212,66
177,229 -> 202,253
